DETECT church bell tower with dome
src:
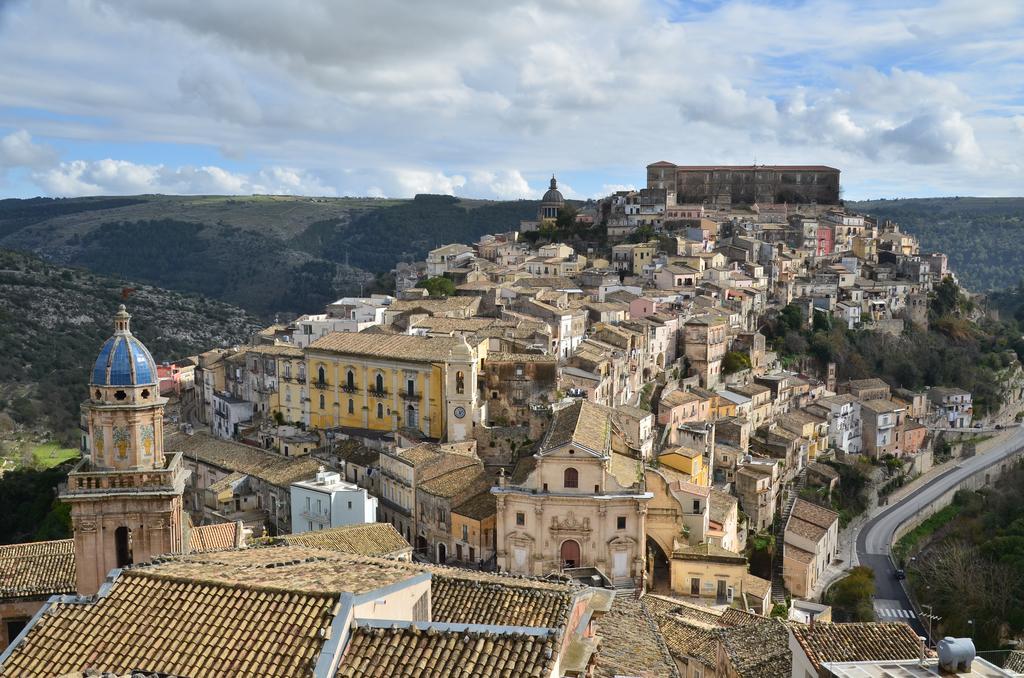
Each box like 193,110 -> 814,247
62,305 -> 188,595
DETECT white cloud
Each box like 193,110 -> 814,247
0,0 -> 1021,198
0,129 -> 56,168
33,159 -> 337,197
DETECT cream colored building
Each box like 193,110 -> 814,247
782,498 -> 840,599
493,400 -> 652,586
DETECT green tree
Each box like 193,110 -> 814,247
555,205 -> 579,231
829,566 -> 876,621
416,276 -> 456,297
722,351 -> 752,375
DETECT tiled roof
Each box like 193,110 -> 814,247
453,491 -> 497,521
388,296 -> 481,316
139,546 -> 418,595
187,522 -> 239,553
418,464 -> 490,499
608,451 -> 642,487
784,543 -> 816,564
429,575 -> 574,628
542,400 -> 611,453
594,595 -> 680,678
307,332 -> 469,363
709,489 -> 738,522
790,622 -> 924,670
791,498 -> 839,529
335,440 -> 379,468
335,625 -> 557,678
278,523 -> 411,557
719,619 -> 792,678
166,432 -> 322,488
673,542 -> 747,563
806,461 -> 840,481
786,516 -> 829,542
0,569 -> 338,677
0,539 -> 76,599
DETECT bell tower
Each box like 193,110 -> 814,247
445,335 -> 479,442
63,305 -> 188,595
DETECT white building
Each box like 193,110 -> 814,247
211,391 -> 253,440
290,468 -> 378,534
928,387 -> 973,428
806,394 -> 862,455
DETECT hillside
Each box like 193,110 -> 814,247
0,248 -> 262,443
0,194 -> 540,317
848,197 -> 1024,292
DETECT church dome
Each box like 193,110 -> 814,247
91,305 -> 157,386
541,175 -> 564,205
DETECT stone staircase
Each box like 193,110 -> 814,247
771,468 -> 808,603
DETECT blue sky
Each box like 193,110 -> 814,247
0,0 -> 1022,200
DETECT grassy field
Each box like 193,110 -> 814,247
29,442 -> 79,468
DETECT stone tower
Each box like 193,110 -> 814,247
445,335 -> 479,442
63,305 -> 187,595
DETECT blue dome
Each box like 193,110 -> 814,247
91,306 -> 157,386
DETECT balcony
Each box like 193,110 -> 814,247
313,381 -> 330,391
369,389 -> 388,399
399,390 -> 421,402
341,384 -> 359,394
301,509 -> 331,523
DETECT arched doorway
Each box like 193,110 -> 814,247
646,537 -> 670,592
115,526 -> 133,568
437,542 -> 447,564
560,539 -> 581,569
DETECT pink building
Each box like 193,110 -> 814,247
815,223 -> 835,256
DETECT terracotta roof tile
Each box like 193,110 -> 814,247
790,622 -> 923,670
308,332 -> 470,363
542,400 -> 611,453
0,539 -> 76,599
335,625 -> 557,677
166,432 -> 322,488
187,522 -> 240,553
278,523 -> 411,557
790,498 -> 839,529
429,575 -> 574,628
594,595 -> 680,678
1,569 -> 337,677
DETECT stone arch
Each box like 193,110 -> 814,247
646,536 -> 671,592
559,539 -> 581,568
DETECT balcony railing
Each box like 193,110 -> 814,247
341,384 -> 359,394
369,389 -> 388,398
313,381 -> 330,390
399,390 -> 421,401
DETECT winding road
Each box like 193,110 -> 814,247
855,426 -> 1024,637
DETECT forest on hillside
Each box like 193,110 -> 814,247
849,197 -> 1024,292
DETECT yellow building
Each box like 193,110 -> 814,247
658,446 -> 709,486
305,333 -> 483,441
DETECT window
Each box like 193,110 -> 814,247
377,403 -> 384,419
456,371 -> 465,394
692,499 -> 701,513
319,394 -> 325,410
563,467 -> 579,489
407,378 -> 415,396
462,525 -> 469,541
347,370 -> 355,389
348,501 -> 352,510
516,512 -> 525,526
348,399 -> 354,414
617,516 -> 626,530
317,366 -> 326,384
375,373 -> 384,393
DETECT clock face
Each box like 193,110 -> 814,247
454,406 -> 466,419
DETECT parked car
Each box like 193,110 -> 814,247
894,569 -> 906,580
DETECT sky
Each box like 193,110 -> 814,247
0,0 -> 1022,201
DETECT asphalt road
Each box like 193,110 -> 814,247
855,426 -> 1024,637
